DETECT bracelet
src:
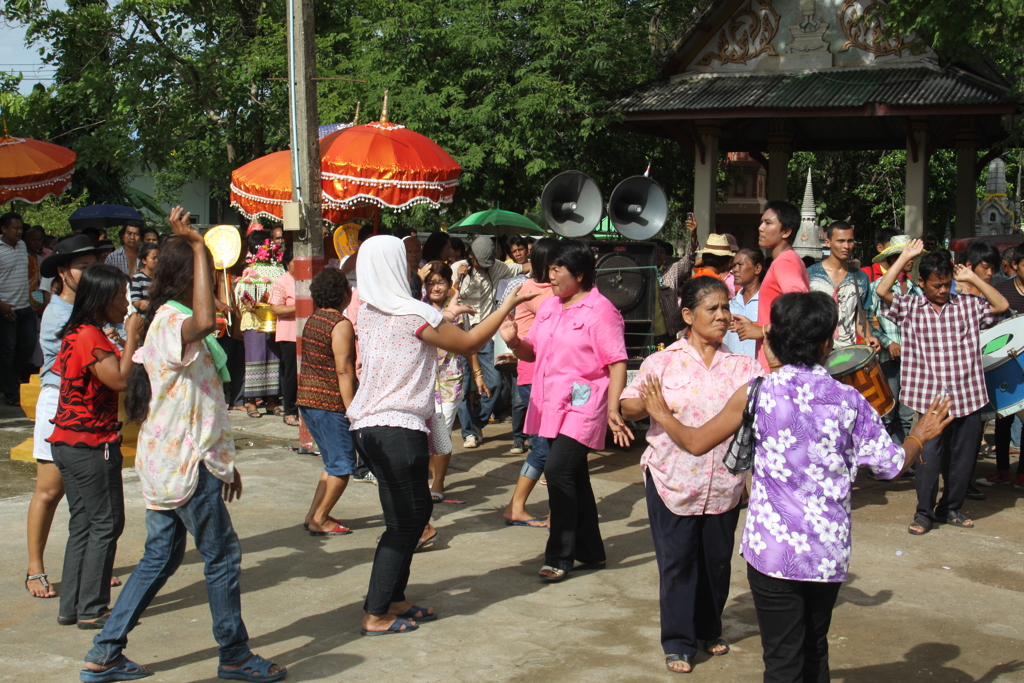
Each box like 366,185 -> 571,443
473,370 -> 484,377
904,434 -> 926,464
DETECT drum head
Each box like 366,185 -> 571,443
825,344 -> 875,377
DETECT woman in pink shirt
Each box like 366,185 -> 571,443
268,249 -> 298,426
500,240 -> 632,582
730,200 -> 809,370
621,276 -> 762,673
502,237 -> 557,527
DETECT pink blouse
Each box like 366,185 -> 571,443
524,288 -> 627,451
622,337 -> 762,515
514,279 -> 554,386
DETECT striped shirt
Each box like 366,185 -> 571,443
130,271 -> 153,302
0,239 -> 30,309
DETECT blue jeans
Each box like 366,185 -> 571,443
510,371 -> 526,442
458,339 -> 501,439
517,384 -> 549,480
85,465 -> 250,667
300,407 -> 356,476
0,306 -> 35,400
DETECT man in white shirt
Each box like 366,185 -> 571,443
455,236 -> 529,448
0,212 -> 35,405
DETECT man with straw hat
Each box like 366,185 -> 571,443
691,234 -> 734,282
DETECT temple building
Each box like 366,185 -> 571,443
975,157 -> 1018,236
609,0 -> 1020,245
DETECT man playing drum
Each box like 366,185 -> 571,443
876,241 -> 1008,536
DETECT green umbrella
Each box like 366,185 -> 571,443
449,209 -> 545,236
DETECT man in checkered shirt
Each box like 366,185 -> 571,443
876,240 -> 1008,536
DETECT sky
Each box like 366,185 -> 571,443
1,1 -> 65,94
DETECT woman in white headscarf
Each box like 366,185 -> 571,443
348,235 -> 535,637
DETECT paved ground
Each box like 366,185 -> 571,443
1,401 -> 1023,682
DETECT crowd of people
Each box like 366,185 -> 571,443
1,198 -> 1017,681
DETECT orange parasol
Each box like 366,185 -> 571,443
320,92 -> 461,212
0,118 -> 76,205
229,148 -> 372,225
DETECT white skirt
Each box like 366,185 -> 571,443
32,384 -> 59,462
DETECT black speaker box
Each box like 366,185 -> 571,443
586,240 -> 657,323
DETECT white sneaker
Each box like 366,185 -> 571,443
463,434 -> 479,449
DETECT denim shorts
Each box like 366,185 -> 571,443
299,407 -> 357,477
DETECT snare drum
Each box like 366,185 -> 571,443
979,316 -> 1024,419
824,344 -> 895,417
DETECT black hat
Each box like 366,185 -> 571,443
40,235 -> 115,278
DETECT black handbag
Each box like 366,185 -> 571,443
724,376 -> 765,475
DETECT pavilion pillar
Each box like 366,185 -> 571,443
904,117 -> 929,239
692,121 -> 719,243
954,128 -> 977,238
766,119 -> 792,202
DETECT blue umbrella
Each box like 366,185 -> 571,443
318,122 -> 353,139
69,204 -> 144,230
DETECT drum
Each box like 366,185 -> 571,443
825,344 -> 895,417
978,316 -> 1024,419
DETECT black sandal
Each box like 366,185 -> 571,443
705,638 -> 730,655
908,514 -> 932,535
25,573 -> 55,598
665,654 -> 692,673
944,510 -> 975,528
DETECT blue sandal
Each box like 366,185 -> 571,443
397,605 -> 437,622
217,654 -> 287,681
79,657 -> 152,682
360,617 -> 419,636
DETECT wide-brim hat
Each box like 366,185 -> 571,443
698,233 -> 735,257
873,234 -> 927,263
40,234 -> 115,278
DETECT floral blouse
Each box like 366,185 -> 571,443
434,310 -> 468,405
743,364 -> 903,583
622,337 -> 761,516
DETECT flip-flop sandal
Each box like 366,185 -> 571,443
415,532 -> 439,552
77,613 -> 110,630
309,524 -> 352,536
360,617 -> 419,636
303,516 -> 343,531
25,573 -> 55,598
397,605 -> 437,622
539,565 -> 567,582
79,656 -> 153,682
704,638 -> 730,656
665,654 -> 692,673
271,407 -> 285,416
217,653 -> 287,681
283,416 -> 300,427
908,514 -> 932,535
246,409 -> 262,419
944,511 -> 975,528
433,495 -> 466,504
505,517 -> 546,527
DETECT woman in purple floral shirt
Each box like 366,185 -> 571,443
636,292 -> 952,683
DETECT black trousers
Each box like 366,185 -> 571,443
52,443 -> 125,620
543,435 -> 604,571
916,410 -> 982,520
994,414 -> 1024,476
218,336 -> 246,408
354,426 -> 432,615
747,564 -> 841,683
279,340 -> 297,415
645,476 -> 739,657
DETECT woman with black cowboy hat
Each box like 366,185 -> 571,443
25,236 -> 114,600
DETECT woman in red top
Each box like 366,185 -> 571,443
48,264 -> 142,629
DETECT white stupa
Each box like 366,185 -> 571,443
794,168 -> 824,260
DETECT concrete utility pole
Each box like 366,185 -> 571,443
287,0 -> 322,450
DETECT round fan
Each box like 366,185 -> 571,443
333,223 -> 362,257
595,252 -> 646,313
204,225 -> 242,269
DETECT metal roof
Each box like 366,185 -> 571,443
609,66 -> 1012,115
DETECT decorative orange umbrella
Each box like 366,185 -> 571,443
0,118 -> 76,205
229,148 -> 372,225
320,92 -> 461,212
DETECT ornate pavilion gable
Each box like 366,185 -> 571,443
668,0 -> 935,77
